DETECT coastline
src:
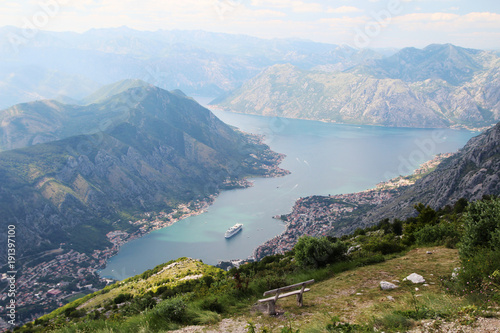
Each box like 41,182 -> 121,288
252,153 -> 454,260
213,107 -> 492,132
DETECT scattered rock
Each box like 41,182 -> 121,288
380,281 -> 398,290
387,296 -> 395,302
426,251 -> 433,254
347,245 -> 361,255
404,273 -> 426,284
356,293 -> 363,296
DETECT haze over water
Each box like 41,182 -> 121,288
100,106 -> 477,280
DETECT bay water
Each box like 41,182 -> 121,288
100,107 -> 476,280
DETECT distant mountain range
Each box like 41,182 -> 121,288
0,81 -> 286,259
214,44 -> 500,129
0,26 -> 385,110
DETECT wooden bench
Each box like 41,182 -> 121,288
258,279 -> 314,315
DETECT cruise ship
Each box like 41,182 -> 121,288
224,223 -> 243,238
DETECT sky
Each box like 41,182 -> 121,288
1,0 -> 500,49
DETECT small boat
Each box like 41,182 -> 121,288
225,223 -> 243,239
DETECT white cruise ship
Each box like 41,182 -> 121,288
224,223 -> 243,238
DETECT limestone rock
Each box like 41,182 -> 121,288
380,281 -> 398,290
404,273 -> 426,284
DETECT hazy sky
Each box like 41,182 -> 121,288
2,0 -> 500,49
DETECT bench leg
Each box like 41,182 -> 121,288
296,293 -> 303,307
267,301 -> 276,315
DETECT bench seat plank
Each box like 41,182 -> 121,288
258,279 -> 314,315
262,279 -> 315,296
258,288 -> 310,303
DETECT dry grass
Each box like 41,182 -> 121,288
244,247 -> 461,331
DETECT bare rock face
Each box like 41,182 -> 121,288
360,122 -> 500,224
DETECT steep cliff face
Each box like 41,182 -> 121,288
0,84 -> 286,258
362,123 -> 500,224
213,45 -> 500,128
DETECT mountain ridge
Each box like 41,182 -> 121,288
0,27 -> 385,109
213,44 -> 500,128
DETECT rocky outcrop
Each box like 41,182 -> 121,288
360,122 -> 500,224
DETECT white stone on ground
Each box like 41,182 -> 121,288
380,281 -> 398,290
404,273 -> 426,284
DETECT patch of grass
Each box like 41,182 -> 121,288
64,293 -> 88,304
372,312 -> 413,332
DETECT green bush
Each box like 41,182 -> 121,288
364,239 -> 404,255
147,297 -> 188,327
459,197 -> 500,257
199,296 -> 225,314
113,293 -> 133,304
458,197 -> 500,290
294,236 -> 347,268
414,222 -> 460,246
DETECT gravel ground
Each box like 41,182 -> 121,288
173,316 -> 500,332
410,317 -> 500,333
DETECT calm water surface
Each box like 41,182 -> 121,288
100,105 -> 477,280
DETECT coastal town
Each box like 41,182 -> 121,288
253,153 -> 453,260
0,197 -> 214,329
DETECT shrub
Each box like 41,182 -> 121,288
458,198 -> 500,289
199,297 -> 225,314
148,297 -> 188,325
113,293 -> 133,304
364,239 -> 404,255
414,222 -> 459,246
459,197 -> 500,258
294,236 -> 347,268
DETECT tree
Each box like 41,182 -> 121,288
458,197 -> 500,289
459,197 -> 500,257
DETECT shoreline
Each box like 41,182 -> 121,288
213,107 -> 491,132
252,153 -> 454,260
100,147 -> 291,273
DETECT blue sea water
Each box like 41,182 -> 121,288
100,107 -> 477,280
